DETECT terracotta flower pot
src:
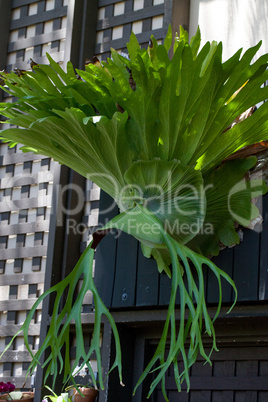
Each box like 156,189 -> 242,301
0,392 -> 34,402
74,388 -> 98,402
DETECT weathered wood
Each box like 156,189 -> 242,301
6,52 -> 64,70
0,350 -> 38,363
79,312 -> 101,324
0,196 -> 52,213
97,4 -> 165,30
1,171 -> 53,189
0,153 -> 49,166
0,298 -> 42,311
0,221 -> 50,236
171,0 -> 190,34
10,6 -> 68,30
0,273 -> 44,286
0,324 -> 40,337
0,245 -> 47,259
8,29 -> 66,52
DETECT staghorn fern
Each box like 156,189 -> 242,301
0,27 -> 268,400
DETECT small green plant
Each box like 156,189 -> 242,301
65,363 -> 98,391
0,27 -> 268,401
43,386 -> 71,402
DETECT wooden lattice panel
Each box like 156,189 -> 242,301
95,0 -> 170,60
0,142 -> 51,387
7,0 -> 68,71
0,0 -> 68,389
0,273 -> 43,388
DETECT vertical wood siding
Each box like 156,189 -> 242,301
95,193 -> 268,308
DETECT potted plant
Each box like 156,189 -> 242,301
71,388 -> 98,402
66,364 -> 98,402
0,27 -> 268,400
0,382 -> 34,402
43,386 -> 71,402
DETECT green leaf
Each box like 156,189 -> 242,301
163,24 -> 172,52
123,159 -> 206,244
1,109 -> 135,201
151,248 -> 172,277
101,206 -> 163,244
187,157 -> 268,256
189,26 -> 201,59
1,27 -> 268,400
103,205 -> 236,398
179,26 -> 189,44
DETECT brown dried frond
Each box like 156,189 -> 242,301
129,71 -> 136,91
30,59 -> 38,69
14,68 -> 26,77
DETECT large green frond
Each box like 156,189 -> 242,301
187,157 -> 268,256
0,27 -> 268,401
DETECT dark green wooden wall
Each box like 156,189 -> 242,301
95,192 -> 268,309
